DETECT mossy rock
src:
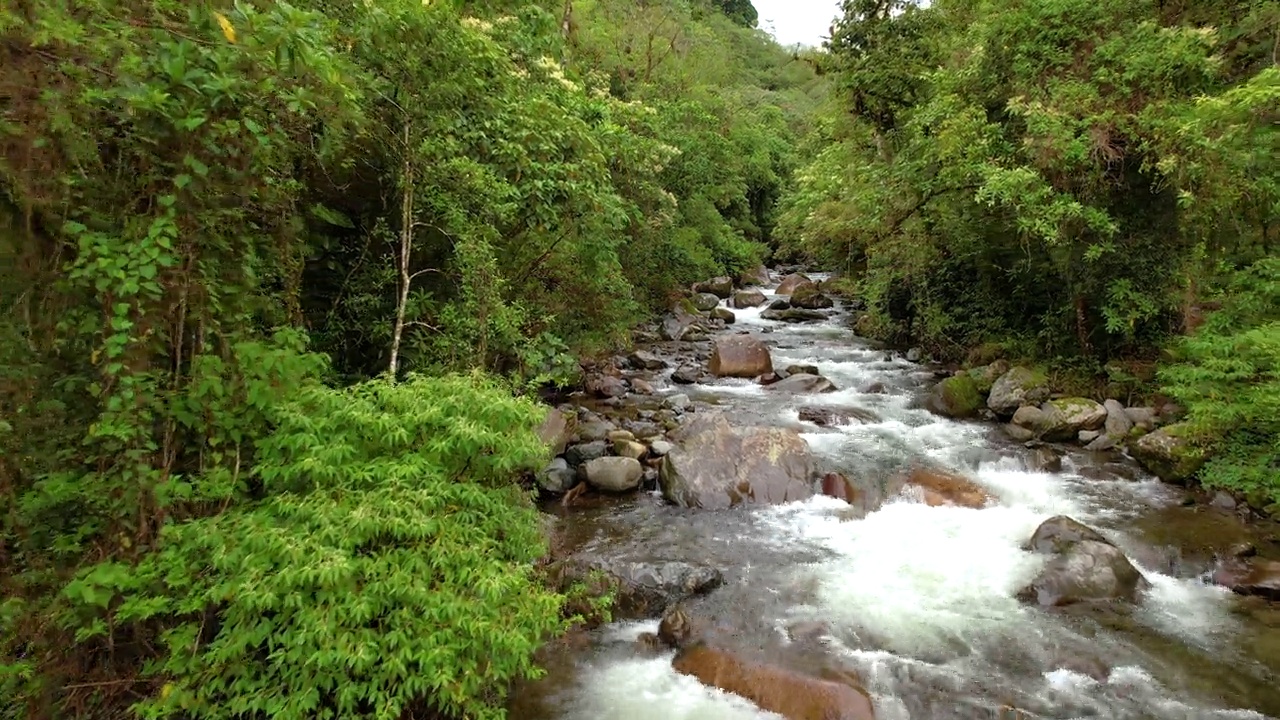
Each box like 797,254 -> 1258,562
926,373 -> 983,418
987,366 -> 1051,416
1130,422 -> 1206,483
966,359 -> 1010,394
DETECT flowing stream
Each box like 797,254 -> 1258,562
511,274 -> 1280,720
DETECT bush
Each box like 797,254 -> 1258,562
59,374 -> 565,720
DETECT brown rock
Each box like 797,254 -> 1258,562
630,378 -> 656,394
775,273 -> 814,296
799,405 -> 880,426
732,289 -> 768,308
659,414 -> 815,509
672,645 -> 877,720
709,335 -> 773,378
1213,558 -> 1280,600
820,472 -> 863,506
904,467 -> 991,508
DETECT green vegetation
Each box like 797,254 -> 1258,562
779,0 -> 1278,506
0,0 -> 819,717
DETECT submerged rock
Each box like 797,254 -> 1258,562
659,414 -> 815,509
1018,515 -> 1148,607
902,467 -> 990,508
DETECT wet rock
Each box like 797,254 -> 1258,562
756,372 -> 783,385
1084,434 -> 1117,451
565,440 -> 608,467
906,348 -> 923,363
665,393 -> 690,411
628,350 -> 668,370
691,292 -> 721,311
767,298 -> 792,310
1124,406 -> 1158,430
630,378 -> 656,394
613,439 -> 647,460
537,457 -> 578,494
584,456 -> 643,492
798,405 -> 879,426
1019,516 -> 1148,607
926,373 -> 983,418
861,381 -> 888,394
761,308 -> 828,323
732,289 -> 768,308
903,467 -> 990,508
820,472 -> 863,506
1078,430 -> 1100,443
1104,399 -> 1132,437
739,265 -> 771,287
1037,398 -> 1108,441
641,467 -> 659,490
1229,542 -> 1258,559
671,364 -> 702,384
671,645 -> 877,720
710,307 -> 736,324
769,373 -> 838,394
551,559 -> 724,619
624,420 -> 662,440
775,272 -> 813,295
709,335 -> 773,378
1213,558 -> 1280,601
659,414 -> 815,509
649,439 -> 674,456
1028,445 -> 1063,473
987,366 -> 1051,416
1130,423 -> 1205,483
1003,423 -> 1037,442
785,364 -> 819,376
588,374 -> 628,399
537,408 -> 575,456
791,284 -> 834,309
693,276 -> 734,299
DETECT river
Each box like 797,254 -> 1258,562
511,274 -> 1280,720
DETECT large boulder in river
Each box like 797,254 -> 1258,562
769,373 -> 838,393
1129,423 -> 1205,483
672,645 -> 876,720
986,366 -> 1051,416
1033,398 -> 1108,442
693,276 -> 734,299
775,273 -> 813,296
708,335 -> 773,378
659,415 -> 815,509
798,405 -> 879,426
584,456 -> 643,492
551,559 -> 723,619
691,292 -> 721,311
739,265 -> 771,287
926,373 -> 983,418
790,284 -> 834,309
902,467 -> 990,508
761,308 -> 827,323
1213,558 -> 1280,600
732,289 -> 767,308
1018,516 -> 1148,607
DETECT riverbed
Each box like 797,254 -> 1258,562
510,275 -> 1280,720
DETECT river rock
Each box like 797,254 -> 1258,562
1078,430 -> 1101,443
671,364 -> 702,384
1003,423 -> 1037,442
820,472 -> 863,506
693,276 -> 734,299
1011,405 -> 1045,430
551,559 -> 724,619
775,272 -> 813,295
1036,398 -> 1107,441
630,378 -> 655,394
769,373 -> 838,393
628,350 -> 668,370
785,364 -> 819,376
798,405 -> 879,426
1104,399 -> 1132,437
659,415 -> 815,509
1124,406 -> 1158,430
613,439 -> 647,460
710,307 -> 736,323
665,393 -> 690,411
926,373 -> 983,418
584,456 -> 644,492
588,374 -> 628,399
537,408 -> 575,455
574,417 -> 616,442
1085,433 -> 1117,451
987,366 -> 1051,416
791,284 -> 834,309
691,292 -> 721,311
967,360 -> 1010,394
761,308 -> 827,323
537,457 -> 578,494
607,429 -> 636,442
1130,423 -> 1205,483
649,439 -> 674,456
1018,516 -> 1147,607
1027,445 -> 1063,472
709,335 -> 773,378
739,265 -> 771,286
1213,558 -> 1280,600
903,467 -> 990,508
671,645 -> 877,720
732,289 -> 767,308
566,440 -> 609,468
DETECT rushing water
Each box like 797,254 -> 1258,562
511,275 -> 1280,720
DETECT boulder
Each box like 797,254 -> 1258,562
588,374 -> 628,399
630,378 -> 656,394
739,265 -> 771,287
1018,516 -> 1147,606
798,405 -> 879,426
732,290 -> 768,309
628,350 -> 668,370
784,364 -> 819,376
693,276 -> 734,299
671,645 -> 877,720
664,393 -> 690,411
1130,423 -> 1205,483
906,348 -> 923,363
903,467 -> 990,508
926,373 -> 983,418
551,559 -> 723,619
1011,405 -> 1046,432
584,456 -> 643,492
649,440 -> 674,456
775,272 -> 813,296
1212,558 -> 1280,600
659,415 -> 815,509
820,472 -> 863,506
1027,445 -> 1063,473
709,335 -> 773,378
565,440 -> 608,467
1003,423 -> 1037,442
1124,406 -> 1158,430
790,284 -> 834,309
691,292 -> 721,312
1103,399 -> 1132,438
537,457 -> 578,494
710,307 -> 736,324
1078,430 -> 1100,444
537,408 -> 575,456
1036,398 -> 1107,441
607,429 -> 636,442
967,360 -> 1010,394
661,316 -> 703,342
613,439 -> 648,460
574,417 -> 616,442
761,308 -> 827,323
987,366 -> 1051,416
671,364 -> 702,384
766,298 -> 791,310
769,374 -> 838,394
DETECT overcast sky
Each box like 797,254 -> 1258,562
753,0 -> 843,47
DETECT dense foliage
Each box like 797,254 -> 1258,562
0,0 -> 817,718
779,0 -> 1278,503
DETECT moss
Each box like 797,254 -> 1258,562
935,373 -> 983,418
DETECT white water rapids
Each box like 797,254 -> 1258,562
519,276 -> 1278,720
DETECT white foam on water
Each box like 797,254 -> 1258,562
560,655 -> 785,720
1136,569 -> 1239,649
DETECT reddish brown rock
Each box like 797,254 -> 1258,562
821,472 -> 863,506
904,467 -> 991,508
1214,558 -> 1280,600
709,335 -> 773,378
776,273 -> 815,296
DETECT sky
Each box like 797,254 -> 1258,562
752,0 -> 843,48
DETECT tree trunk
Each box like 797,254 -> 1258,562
389,120 -> 413,378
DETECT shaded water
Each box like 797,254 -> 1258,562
512,276 -> 1280,720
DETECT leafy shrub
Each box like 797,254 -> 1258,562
60,374 -> 564,720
